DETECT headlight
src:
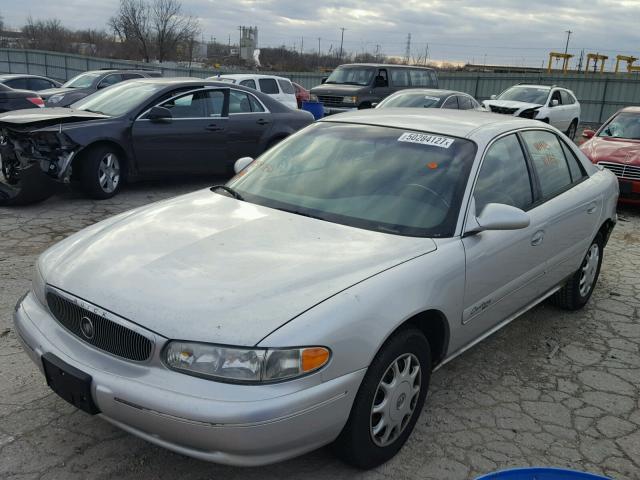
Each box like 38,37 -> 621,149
309,93 -> 318,102
48,94 -> 64,104
343,96 -> 357,104
32,261 -> 46,306
164,341 -> 330,383
519,107 -> 541,119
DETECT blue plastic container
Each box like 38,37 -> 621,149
301,101 -> 324,120
475,467 -> 612,480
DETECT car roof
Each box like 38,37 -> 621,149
388,88 -> 466,97
0,74 -> 50,79
619,106 -> 640,113
338,63 -> 435,70
217,74 -> 291,81
133,77 -> 230,86
321,108 -> 547,140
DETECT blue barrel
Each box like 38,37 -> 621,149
301,101 -> 324,120
475,467 -> 612,480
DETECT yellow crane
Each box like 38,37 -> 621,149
547,52 -> 573,73
615,55 -> 640,73
585,53 -> 608,73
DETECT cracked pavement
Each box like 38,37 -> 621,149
1,180 -> 639,480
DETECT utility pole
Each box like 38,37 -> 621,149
339,27 -> 346,60
405,33 -> 411,64
577,49 -> 584,72
300,36 -> 304,55
375,44 -> 380,61
563,29 -> 572,55
318,37 -> 321,56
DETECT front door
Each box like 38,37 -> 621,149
461,134 -> 548,339
132,88 -> 229,174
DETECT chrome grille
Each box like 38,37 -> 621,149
317,95 -> 344,107
598,161 -> 640,180
489,105 -> 518,115
46,292 -> 153,361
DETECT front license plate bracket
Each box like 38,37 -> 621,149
42,353 -> 100,414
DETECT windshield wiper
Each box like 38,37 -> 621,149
210,184 -> 244,201
82,108 -> 107,115
273,207 -> 325,221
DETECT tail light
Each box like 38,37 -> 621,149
27,97 -> 45,108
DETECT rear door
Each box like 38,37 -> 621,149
462,133 -> 549,338
226,88 -> 273,163
132,88 -> 229,174
519,130 -> 601,285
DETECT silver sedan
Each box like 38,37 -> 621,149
14,109 -> 618,468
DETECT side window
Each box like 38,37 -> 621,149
248,94 -> 265,112
259,78 -> 279,94
521,130 -> 573,199
99,74 -> 123,88
428,71 -> 438,87
409,69 -> 430,87
390,69 -> 410,87
377,69 -> 389,86
122,73 -> 143,80
560,90 -> 574,105
560,140 -> 587,182
475,134 -> 533,212
6,78 -> 28,89
277,79 -> 295,94
229,90 -> 254,113
239,79 -> 256,89
458,96 -> 473,110
549,89 -> 562,106
442,96 -> 459,109
28,78 -> 54,91
205,90 -> 225,117
161,90 -> 208,118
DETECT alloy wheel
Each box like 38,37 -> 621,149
98,153 -> 120,193
579,243 -> 600,297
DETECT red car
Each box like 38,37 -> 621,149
292,82 -> 310,108
580,107 -> 640,204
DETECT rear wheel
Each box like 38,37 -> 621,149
551,233 -> 603,310
0,155 -> 54,206
77,145 -> 123,200
333,328 -> 431,469
566,120 -> 578,140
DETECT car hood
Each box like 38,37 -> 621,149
483,99 -> 541,110
41,190 -> 437,346
310,84 -> 364,95
581,136 -> 640,166
0,108 -> 109,129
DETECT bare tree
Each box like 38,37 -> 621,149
23,17 -> 72,52
152,0 -> 199,63
109,0 -> 152,62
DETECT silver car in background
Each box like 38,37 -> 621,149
14,109 -> 618,468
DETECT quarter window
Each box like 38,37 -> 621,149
240,79 -> 257,89
259,78 -> 279,94
390,69 -> 410,87
475,134 -> 533,212
521,130 -> 572,199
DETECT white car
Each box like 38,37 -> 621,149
210,74 -> 298,110
483,84 -> 581,139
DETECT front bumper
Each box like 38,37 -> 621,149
14,291 -> 365,466
615,178 -> 640,204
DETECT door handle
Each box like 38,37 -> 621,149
256,119 -> 270,125
206,124 -> 224,131
531,230 -> 545,246
587,202 -> 597,214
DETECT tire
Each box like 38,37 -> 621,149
333,328 -> 431,469
77,145 -> 123,200
0,161 -> 55,206
566,120 -> 578,140
551,233 -> 603,310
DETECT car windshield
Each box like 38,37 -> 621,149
498,86 -> 550,104
63,72 -> 102,89
72,81 -> 165,116
230,122 -> 476,237
378,92 -> 443,109
325,67 -> 375,86
598,112 -> 640,140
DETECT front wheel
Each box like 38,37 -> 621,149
0,159 -> 54,206
333,328 -> 431,469
77,145 -> 123,200
551,233 -> 603,310
566,120 -> 578,140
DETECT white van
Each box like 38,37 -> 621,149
210,74 -> 298,110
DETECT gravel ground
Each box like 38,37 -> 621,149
1,180 -> 639,480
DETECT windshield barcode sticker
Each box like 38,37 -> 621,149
398,132 -> 454,148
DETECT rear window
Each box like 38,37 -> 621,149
259,78 -> 279,94
277,79 -> 294,94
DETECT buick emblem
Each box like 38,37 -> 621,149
80,316 -> 95,339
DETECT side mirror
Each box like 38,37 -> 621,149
371,102 -> 379,108
147,106 -> 172,121
234,156 -> 254,174
490,94 -> 497,100
467,203 -> 530,234
550,99 -> 559,107
321,77 -> 328,84
582,128 -> 596,139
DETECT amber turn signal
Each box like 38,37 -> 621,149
301,347 -> 330,372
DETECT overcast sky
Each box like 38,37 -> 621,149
2,0 -> 639,67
